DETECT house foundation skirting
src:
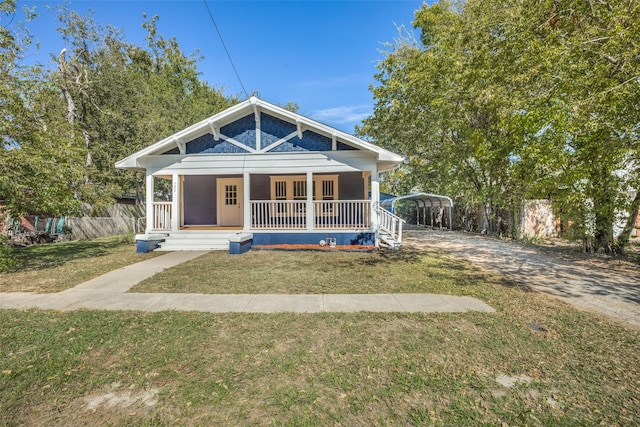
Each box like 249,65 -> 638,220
251,232 -> 375,246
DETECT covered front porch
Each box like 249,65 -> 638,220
146,171 -> 380,237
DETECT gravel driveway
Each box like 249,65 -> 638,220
404,228 -> 640,328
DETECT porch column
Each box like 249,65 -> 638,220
371,168 -> 380,245
306,171 -> 314,231
243,172 -> 251,232
170,173 -> 180,231
145,173 -> 154,234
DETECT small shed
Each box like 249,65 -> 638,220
380,192 -> 453,230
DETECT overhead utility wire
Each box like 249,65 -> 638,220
202,0 -> 249,99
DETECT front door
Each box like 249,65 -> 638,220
217,178 -> 243,226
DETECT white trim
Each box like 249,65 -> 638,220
243,172 -> 251,232
171,173 -> 180,231
208,120 -> 220,141
219,134 -> 258,153
296,120 -> 304,139
255,109 -> 261,151
259,130 -> 299,153
173,137 -> 185,155
306,172 -> 313,231
115,96 -> 403,171
371,167 -> 380,246
145,174 -> 154,234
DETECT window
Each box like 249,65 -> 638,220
293,180 -> 306,200
225,184 -> 237,205
270,175 -> 338,201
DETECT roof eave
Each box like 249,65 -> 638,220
115,97 -> 404,169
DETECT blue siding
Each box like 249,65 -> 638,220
162,134 -> 248,154
188,134 -> 248,154
220,114 -> 256,149
163,146 -> 180,155
337,141 -> 357,151
268,130 -> 332,152
261,113 -> 296,146
160,112 -> 361,155
252,232 -> 375,246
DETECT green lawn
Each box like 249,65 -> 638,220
130,248 -> 493,296
0,235 -> 160,293
1,241 -> 639,425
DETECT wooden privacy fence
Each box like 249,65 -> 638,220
66,217 -> 137,240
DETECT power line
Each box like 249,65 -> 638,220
202,0 -> 249,99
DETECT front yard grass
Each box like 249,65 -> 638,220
1,298 -> 639,426
130,248 -> 493,296
1,245 -> 639,425
0,235 -> 160,293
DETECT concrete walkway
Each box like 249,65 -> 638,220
0,251 -> 494,314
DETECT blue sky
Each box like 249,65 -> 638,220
14,0 -> 426,133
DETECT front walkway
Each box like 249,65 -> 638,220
0,251 -> 494,314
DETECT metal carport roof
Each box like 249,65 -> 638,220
380,192 -> 453,230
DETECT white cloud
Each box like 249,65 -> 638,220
308,105 -> 371,126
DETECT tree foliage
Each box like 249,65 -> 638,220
1,5 -> 237,219
359,0 -> 640,251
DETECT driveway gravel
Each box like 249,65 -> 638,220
405,228 -> 640,328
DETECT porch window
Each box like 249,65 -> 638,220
270,175 -> 338,201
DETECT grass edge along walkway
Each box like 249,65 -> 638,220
0,250 -> 495,313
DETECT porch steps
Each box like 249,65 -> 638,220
378,208 -> 404,251
156,230 -> 242,251
379,232 -> 401,250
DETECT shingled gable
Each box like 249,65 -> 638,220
115,96 -> 403,171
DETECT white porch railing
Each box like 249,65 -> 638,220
379,207 -> 404,247
250,200 -> 372,230
313,200 -> 371,229
152,202 -> 172,231
250,200 -> 307,229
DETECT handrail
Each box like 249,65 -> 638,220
249,200 -> 371,230
378,207 -> 404,245
136,217 -> 146,233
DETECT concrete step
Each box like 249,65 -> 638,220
380,233 -> 401,250
165,232 -> 240,239
155,231 -> 240,251
156,243 -> 228,251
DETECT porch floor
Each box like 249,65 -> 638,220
179,226 -> 243,231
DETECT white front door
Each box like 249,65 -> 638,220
217,178 -> 244,226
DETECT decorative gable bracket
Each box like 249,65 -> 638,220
208,120 -> 220,141
173,137 -> 185,155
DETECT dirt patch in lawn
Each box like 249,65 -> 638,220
18,382 -> 162,426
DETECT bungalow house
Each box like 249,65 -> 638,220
115,97 -> 404,251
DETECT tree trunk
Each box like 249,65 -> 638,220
58,49 -> 77,126
616,191 -> 640,252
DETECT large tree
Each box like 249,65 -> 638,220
53,9 -> 237,210
360,0 -> 639,250
1,1 -> 85,216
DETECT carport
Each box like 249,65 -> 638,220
380,192 -> 453,230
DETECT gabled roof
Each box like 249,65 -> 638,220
115,97 -> 403,171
